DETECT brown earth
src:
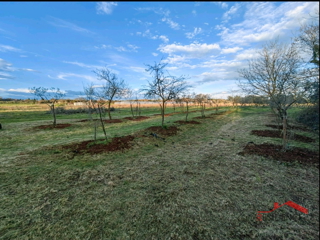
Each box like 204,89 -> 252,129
251,130 -> 315,143
61,135 -> 135,155
144,126 -> 180,137
33,123 -> 72,130
265,124 -> 310,132
123,116 -> 150,121
239,143 -> 319,168
77,119 -> 99,122
153,113 -> 174,117
174,120 -> 201,124
103,119 -> 123,123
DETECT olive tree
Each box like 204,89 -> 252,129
238,40 -> 304,151
29,87 -> 65,127
142,60 -> 189,127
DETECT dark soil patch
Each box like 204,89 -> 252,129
251,130 -> 315,143
103,119 -> 123,123
123,116 -> 150,121
77,119 -> 99,122
193,116 -> 212,119
238,143 -> 319,167
33,123 -> 72,130
144,126 -> 180,137
61,135 -> 135,155
153,113 -> 173,117
265,124 -> 310,132
174,120 -> 201,124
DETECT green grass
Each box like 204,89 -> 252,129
0,105 -> 319,239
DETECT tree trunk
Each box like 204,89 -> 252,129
185,102 -> 189,122
282,110 -> 288,151
51,104 -> 56,127
161,100 -> 165,127
98,104 -> 107,141
130,103 -> 135,118
108,101 -> 112,120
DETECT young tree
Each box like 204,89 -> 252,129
142,60 -> 189,127
179,92 -> 194,122
29,87 -> 65,127
195,94 -> 209,118
238,40 -> 304,150
93,68 -> 127,120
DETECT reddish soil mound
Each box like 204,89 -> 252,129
103,119 -> 123,123
174,120 -> 201,124
265,124 -> 310,132
62,135 -> 135,155
123,116 -> 150,121
144,126 -> 180,137
153,113 -> 173,117
239,143 -> 319,167
193,116 -> 212,119
77,119 -> 99,122
33,123 -> 72,130
251,130 -> 315,143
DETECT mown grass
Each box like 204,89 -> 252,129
0,105 -> 319,239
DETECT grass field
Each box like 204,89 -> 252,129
0,104 -> 319,239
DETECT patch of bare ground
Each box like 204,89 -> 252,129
103,119 -> 123,123
153,113 -> 173,117
144,126 -> 180,137
239,143 -> 319,167
77,119 -> 99,122
266,124 -> 310,132
61,135 -> 135,155
174,120 -> 201,124
123,116 -> 150,121
251,130 -> 315,143
33,123 -> 72,130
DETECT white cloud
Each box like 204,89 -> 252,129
222,4 -> 240,22
215,2 -> 228,9
152,52 -> 158,56
192,10 -> 197,16
218,2 -> 318,46
221,47 -> 243,54
162,17 -> 180,30
0,44 -> 21,52
8,88 -> 31,93
94,43 -> 139,52
96,2 -> 118,14
49,73 -> 96,82
63,61 -> 102,69
234,48 -> 259,60
48,16 -> 92,33
138,30 -> 169,42
158,42 -> 220,58
185,27 -> 202,39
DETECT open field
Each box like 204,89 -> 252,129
0,104 -> 319,239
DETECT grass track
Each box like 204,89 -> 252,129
0,106 -> 319,239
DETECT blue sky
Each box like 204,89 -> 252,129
0,2 -> 318,99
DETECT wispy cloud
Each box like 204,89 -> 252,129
94,43 -> 140,52
214,2 -> 228,9
222,4 -> 240,23
221,47 -> 243,54
0,44 -> 21,52
48,16 -> 92,33
161,17 -> 180,30
185,27 -> 202,39
49,73 -> 96,82
159,42 -> 220,58
96,2 -> 118,14
0,58 -> 38,79
137,30 -> 169,42
218,2 -> 318,46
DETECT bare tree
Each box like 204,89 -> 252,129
179,92 -> 194,122
93,68 -> 127,120
195,94 -> 209,118
29,87 -> 65,127
142,60 -> 189,127
238,40 -> 304,150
